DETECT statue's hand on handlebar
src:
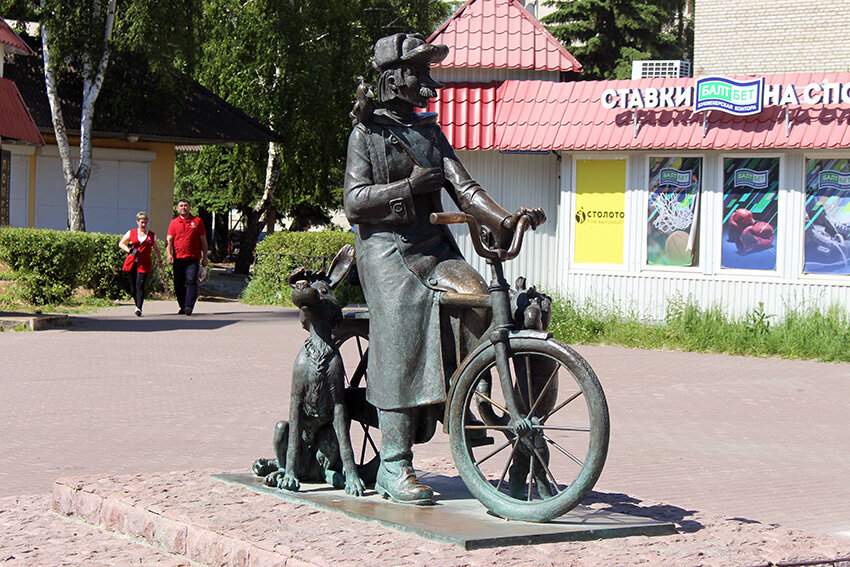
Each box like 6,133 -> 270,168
409,166 -> 444,195
498,207 -> 546,243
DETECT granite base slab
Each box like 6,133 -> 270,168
215,472 -> 677,550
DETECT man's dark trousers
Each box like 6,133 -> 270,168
173,258 -> 200,310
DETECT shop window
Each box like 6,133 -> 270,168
721,157 -> 779,271
647,157 -> 701,267
804,159 -> 850,275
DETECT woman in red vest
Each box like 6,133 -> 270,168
119,211 -> 164,316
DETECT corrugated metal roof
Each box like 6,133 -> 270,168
0,19 -> 34,56
0,77 -> 43,145
429,73 -> 850,151
430,82 -> 501,150
428,0 -> 580,73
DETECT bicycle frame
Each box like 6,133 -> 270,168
431,212 -> 542,433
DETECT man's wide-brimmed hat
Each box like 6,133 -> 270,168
372,33 -> 449,71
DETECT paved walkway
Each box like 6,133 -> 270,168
1,299 -> 848,547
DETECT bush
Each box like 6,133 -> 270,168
241,230 -> 364,306
0,227 -> 171,305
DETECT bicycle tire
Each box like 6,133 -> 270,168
448,336 -> 609,522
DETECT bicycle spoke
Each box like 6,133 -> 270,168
530,445 -> 561,495
361,422 -> 379,455
526,363 -> 560,417
355,336 -> 364,358
532,425 -> 590,432
527,454 -> 534,501
541,390 -> 583,423
359,430 -> 368,463
351,355 -> 368,385
473,388 -> 509,415
465,424 -> 512,430
473,437 -> 513,467
495,438 -> 520,493
543,434 -> 584,467
524,355 -> 533,415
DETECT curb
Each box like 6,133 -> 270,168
51,479 -> 316,567
0,313 -> 68,331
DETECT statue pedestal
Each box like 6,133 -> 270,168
215,472 -> 676,549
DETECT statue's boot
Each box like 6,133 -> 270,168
375,408 -> 434,506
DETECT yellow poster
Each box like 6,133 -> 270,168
574,159 -> 626,264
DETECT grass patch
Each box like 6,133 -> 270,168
549,295 -> 850,363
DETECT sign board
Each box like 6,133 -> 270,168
574,159 -> 626,264
600,77 -> 850,114
694,77 -> 764,115
0,149 -> 10,227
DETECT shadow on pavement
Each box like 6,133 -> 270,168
65,308 -> 300,333
584,491 -> 707,533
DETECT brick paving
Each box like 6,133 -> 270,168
1,299 -> 849,565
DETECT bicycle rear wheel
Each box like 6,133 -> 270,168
334,319 -> 380,484
448,337 -> 609,522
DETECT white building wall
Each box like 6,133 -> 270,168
439,148 -> 850,321
558,150 -> 850,321
34,146 -> 153,234
445,149 -> 561,290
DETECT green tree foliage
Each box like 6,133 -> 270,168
176,0 -> 451,231
542,0 -> 692,80
0,0 -> 200,230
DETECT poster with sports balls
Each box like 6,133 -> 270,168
804,159 -> 850,275
647,157 -> 701,266
721,157 -> 779,270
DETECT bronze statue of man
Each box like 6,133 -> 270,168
344,32 -> 544,505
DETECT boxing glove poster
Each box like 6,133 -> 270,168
647,157 -> 701,267
721,157 -> 779,270
804,159 -> 850,274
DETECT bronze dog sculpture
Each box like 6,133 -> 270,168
253,245 -> 365,496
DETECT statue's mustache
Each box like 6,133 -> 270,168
419,85 -> 437,99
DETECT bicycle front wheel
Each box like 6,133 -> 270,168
448,337 -> 609,522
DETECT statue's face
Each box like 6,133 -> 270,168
394,65 -> 441,108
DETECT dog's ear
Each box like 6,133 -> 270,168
288,266 -> 309,288
326,244 -> 355,289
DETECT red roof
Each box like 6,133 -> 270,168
428,0 -> 580,73
0,20 -> 35,56
0,77 -> 43,145
427,73 -> 850,151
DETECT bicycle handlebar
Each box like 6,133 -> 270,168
430,211 -> 534,261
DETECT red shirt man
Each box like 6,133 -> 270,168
166,199 -> 208,315
168,215 -> 206,260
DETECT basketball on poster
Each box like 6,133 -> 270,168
647,157 -> 701,266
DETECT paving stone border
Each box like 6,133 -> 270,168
52,477 -> 298,567
45,467 -> 850,567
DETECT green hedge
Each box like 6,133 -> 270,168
241,230 -> 365,306
0,227 -> 172,305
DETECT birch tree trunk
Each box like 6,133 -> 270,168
40,0 -> 117,231
234,141 -> 281,274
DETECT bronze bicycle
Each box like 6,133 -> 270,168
335,212 -> 609,522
